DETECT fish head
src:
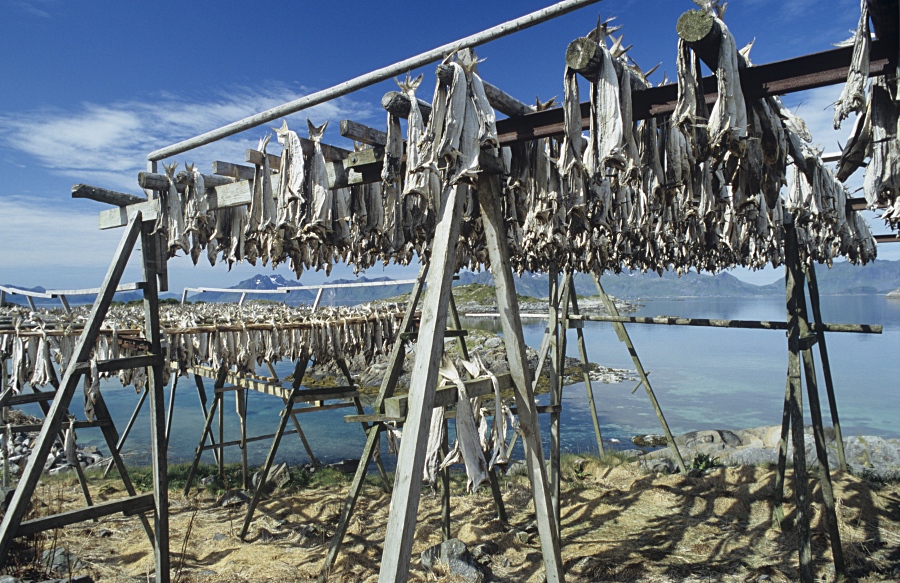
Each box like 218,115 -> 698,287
257,132 -> 272,153
162,161 -> 179,179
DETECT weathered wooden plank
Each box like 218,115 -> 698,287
72,184 -> 145,207
571,314 -> 882,334
0,285 -> 53,299
17,494 -> 155,537
384,373 -> 514,419
379,182 -> 466,583
477,173 -> 563,582
246,137 -> 352,165
139,219 -> 171,582
212,160 -> 255,181
340,120 -> 387,146
46,282 -> 144,297
95,354 -> 164,374
381,91 -> 433,120
100,180 -> 253,230
138,171 -> 234,192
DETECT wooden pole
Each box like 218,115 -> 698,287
547,266 -> 562,532
335,358 -> 391,490
240,354 -> 310,540
238,389 -> 249,490
593,275 -> 687,474
318,264 -> 428,582
441,416 -> 452,540
478,174 -> 563,582
379,182 -> 467,583
164,373 -> 178,446
567,281 -> 604,455
194,372 -> 221,468
147,0 -> 603,161
1,357 -> 8,487
217,392 -> 225,479
803,263 -> 847,471
784,223 -> 814,583
139,219 -> 171,582
0,214 -> 143,567
103,387 -> 149,478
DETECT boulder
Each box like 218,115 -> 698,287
421,538 -> 485,583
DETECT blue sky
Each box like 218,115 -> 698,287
0,0 -> 882,293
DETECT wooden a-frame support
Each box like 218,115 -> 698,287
0,213 -> 170,582
772,221 -> 845,583
317,266 -> 510,580
375,175 -> 563,582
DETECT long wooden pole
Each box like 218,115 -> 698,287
379,183 -> 467,583
146,0 -> 602,161
593,275 -> 687,474
567,283 -> 604,454
547,266 -> 562,532
803,263 -> 847,471
478,174 -> 564,582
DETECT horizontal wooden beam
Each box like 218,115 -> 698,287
435,63 -> 535,116
381,91 -> 433,120
16,494 -> 155,537
567,315 -> 882,334
383,372 -> 514,419
72,184 -> 145,207
212,160 -> 255,181
137,171 -> 235,192
94,354 -> 164,374
45,282 -> 144,296
0,285 -> 53,299
340,120 -> 387,147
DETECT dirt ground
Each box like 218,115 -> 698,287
5,458 -> 900,582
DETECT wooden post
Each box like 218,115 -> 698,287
1,357 -> 8,487
593,275 -> 687,474
477,174 -> 563,582
184,391 -> 221,495
59,295 -> 72,314
547,266 -> 562,532
164,373 -> 179,446
239,353 -> 310,540
312,288 -> 324,311
335,358 -> 391,490
193,372 -> 221,468
441,416 -> 452,540
803,263 -> 847,472
783,223 -> 813,583
284,357 -> 319,466
318,264 -> 427,582
379,182 -> 467,583
103,387 -> 149,478
217,391 -> 225,479
568,280 -> 604,455
238,389 -> 249,489
26,296 -> 36,311
0,214 -> 143,566
139,219 -> 171,582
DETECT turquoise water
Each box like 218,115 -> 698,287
39,294 -> 899,469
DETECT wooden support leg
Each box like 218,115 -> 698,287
140,223 -> 170,583
796,275 -> 845,577
478,174 -> 563,583
568,285 -> 604,455
184,392 -> 221,496
547,266 -> 562,533
318,264 -> 428,583
240,355 -> 310,540
379,183 -> 467,583
285,358 -> 319,466
594,275 -> 687,474
772,374 -> 792,530
441,416 -> 451,541
193,373 -> 221,468
784,224 -> 813,583
1,357 -> 7,487
217,392 -> 225,480
238,389 -> 248,490
0,213 -> 142,567
336,359 -> 391,491
103,386 -> 149,478
804,262 -> 847,472
92,393 -> 156,546
164,373 -> 179,446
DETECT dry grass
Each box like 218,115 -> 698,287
4,458 -> 900,582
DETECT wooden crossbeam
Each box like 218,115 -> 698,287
72,184 -> 145,207
383,373 -> 513,419
17,494 -> 155,537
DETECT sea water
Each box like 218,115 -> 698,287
44,295 -> 900,469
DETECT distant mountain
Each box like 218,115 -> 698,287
316,276 -> 418,307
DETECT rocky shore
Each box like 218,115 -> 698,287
629,425 -> 900,481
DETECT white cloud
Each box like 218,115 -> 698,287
0,84 -> 378,193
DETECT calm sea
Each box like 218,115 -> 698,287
42,294 -> 900,469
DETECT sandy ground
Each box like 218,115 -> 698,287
5,459 -> 900,582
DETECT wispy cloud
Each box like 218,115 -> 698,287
0,84 -> 378,193
10,0 -> 58,18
